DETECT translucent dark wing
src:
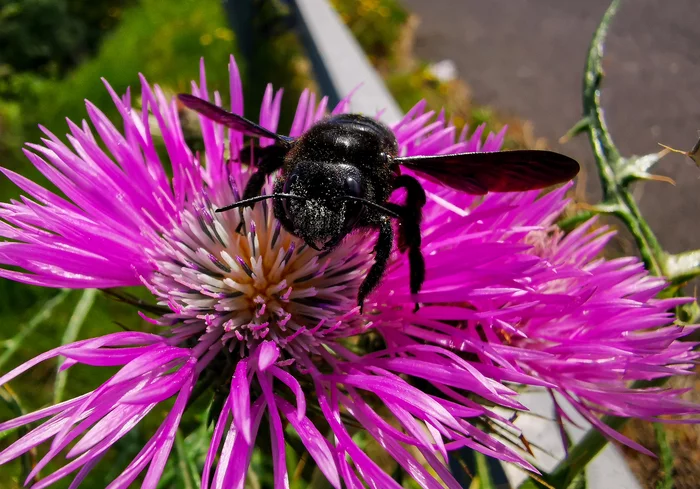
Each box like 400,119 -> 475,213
178,94 -> 294,145
395,150 -> 580,194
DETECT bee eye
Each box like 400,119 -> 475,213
344,176 -> 362,197
342,176 -> 364,229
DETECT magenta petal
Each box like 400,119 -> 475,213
67,452 -> 105,489
270,366 -> 306,421
120,358 -> 196,404
330,374 -> 460,430
257,371 -> 289,489
201,398 -> 232,489
257,340 -> 280,371
345,397 -> 456,489
105,433 -> 160,489
0,340 -> 90,388
215,398 -> 266,489
315,383 -> 403,489
141,372 -> 196,489
277,397 -> 341,489
67,404 -> 154,458
60,344 -> 164,367
230,358 -> 252,444
0,393 -> 88,432
0,414 -> 72,465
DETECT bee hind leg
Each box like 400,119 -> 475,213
358,217 -> 394,313
387,175 -> 426,311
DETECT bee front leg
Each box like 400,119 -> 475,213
387,175 -> 426,310
236,144 -> 287,233
239,144 -> 287,200
358,216 -> 394,312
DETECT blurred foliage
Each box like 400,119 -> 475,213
236,0 -> 317,132
0,0 -> 84,79
0,0 -> 238,197
0,0 -> 133,79
330,0 -> 408,66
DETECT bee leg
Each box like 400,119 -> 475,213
241,148 -> 285,199
388,175 -> 427,311
358,217 -> 394,313
235,145 -> 286,233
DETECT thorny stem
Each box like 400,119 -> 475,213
570,0 -> 700,285
522,0 -> 696,486
581,0 -> 666,276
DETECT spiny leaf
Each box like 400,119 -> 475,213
617,152 -> 675,186
579,0 -> 666,276
559,116 -> 591,144
676,300 -> 700,325
582,0 -> 622,176
557,211 -> 596,232
664,250 -> 700,284
576,202 -> 624,215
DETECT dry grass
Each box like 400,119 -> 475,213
620,371 -> 700,489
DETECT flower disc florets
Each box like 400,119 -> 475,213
150,192 -> 373,354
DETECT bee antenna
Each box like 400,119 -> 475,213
339,196 -> 400,218
216,194 -> 308,212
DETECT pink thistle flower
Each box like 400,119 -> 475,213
0,56 -> 697,488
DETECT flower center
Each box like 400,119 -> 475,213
148,194 -> 373,354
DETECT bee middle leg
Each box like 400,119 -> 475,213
387,175 -> 427,310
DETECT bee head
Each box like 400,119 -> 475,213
275,161 -> 365,250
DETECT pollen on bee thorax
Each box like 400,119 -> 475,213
146,192 -> 373,354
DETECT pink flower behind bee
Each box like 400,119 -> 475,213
0,56 -> 697,489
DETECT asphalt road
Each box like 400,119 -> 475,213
401,0 -> 700,255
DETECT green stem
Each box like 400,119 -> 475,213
175,429 -> 198,489
613,192 -> 665,276
654,424 -> 674,489
475,451 -> 496,489
54,289 -> 97,403
582,0 -> 666,276
518,417 -> 624,489
522,378 -> 668,489
546,415 -> 627,488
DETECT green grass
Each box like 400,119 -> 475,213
0,0 -> 238,199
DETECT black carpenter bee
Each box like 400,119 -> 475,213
178,94 -> 579,309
